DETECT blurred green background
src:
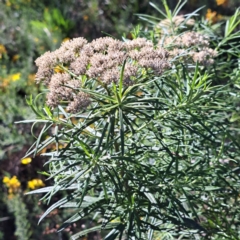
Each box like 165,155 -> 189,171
0,0 -> 239,239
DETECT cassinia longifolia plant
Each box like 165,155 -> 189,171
21,1 -> 240,239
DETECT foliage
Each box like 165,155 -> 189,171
22,1 -> 240,239
6,194 -> 32,240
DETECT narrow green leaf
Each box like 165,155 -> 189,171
34,124 -> 47,157
173,0 -> 187,16
119,60 -> 126,99
149,2 -> 167,18
119,108 -> 124,156
71,222 -> 121,240
204,186 -> 221,191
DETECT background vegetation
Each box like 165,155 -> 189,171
0,0 -> 239,239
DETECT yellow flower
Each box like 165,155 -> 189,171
28,178 -> 45,190
11,73 -> 21,81
3,175 -> 21,189
3,176 -> 10,184
0,73 -> 21,88
216,0 -> 229,7
206,9 -> 218,24
3,176 -> 21,195
36,179 -> 45,187
27,180 -> 35,190
8,176 -> 21,189
62,38 -> 70,43
21,157 -> 32,165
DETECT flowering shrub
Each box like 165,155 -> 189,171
23,2 -> 240,240
1,1 -> 239,240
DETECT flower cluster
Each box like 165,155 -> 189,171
160,31 -> 217,66
163,31 -> 209,48
156,15 -> 195,33
3,176 -> 21,194
35,37 -> 170,113
2,175 -> 45,195
205,9 -> 222,24
27,179 -> 45,190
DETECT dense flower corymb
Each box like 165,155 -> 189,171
35,37 -> 170,113
160,31 -> 217,66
